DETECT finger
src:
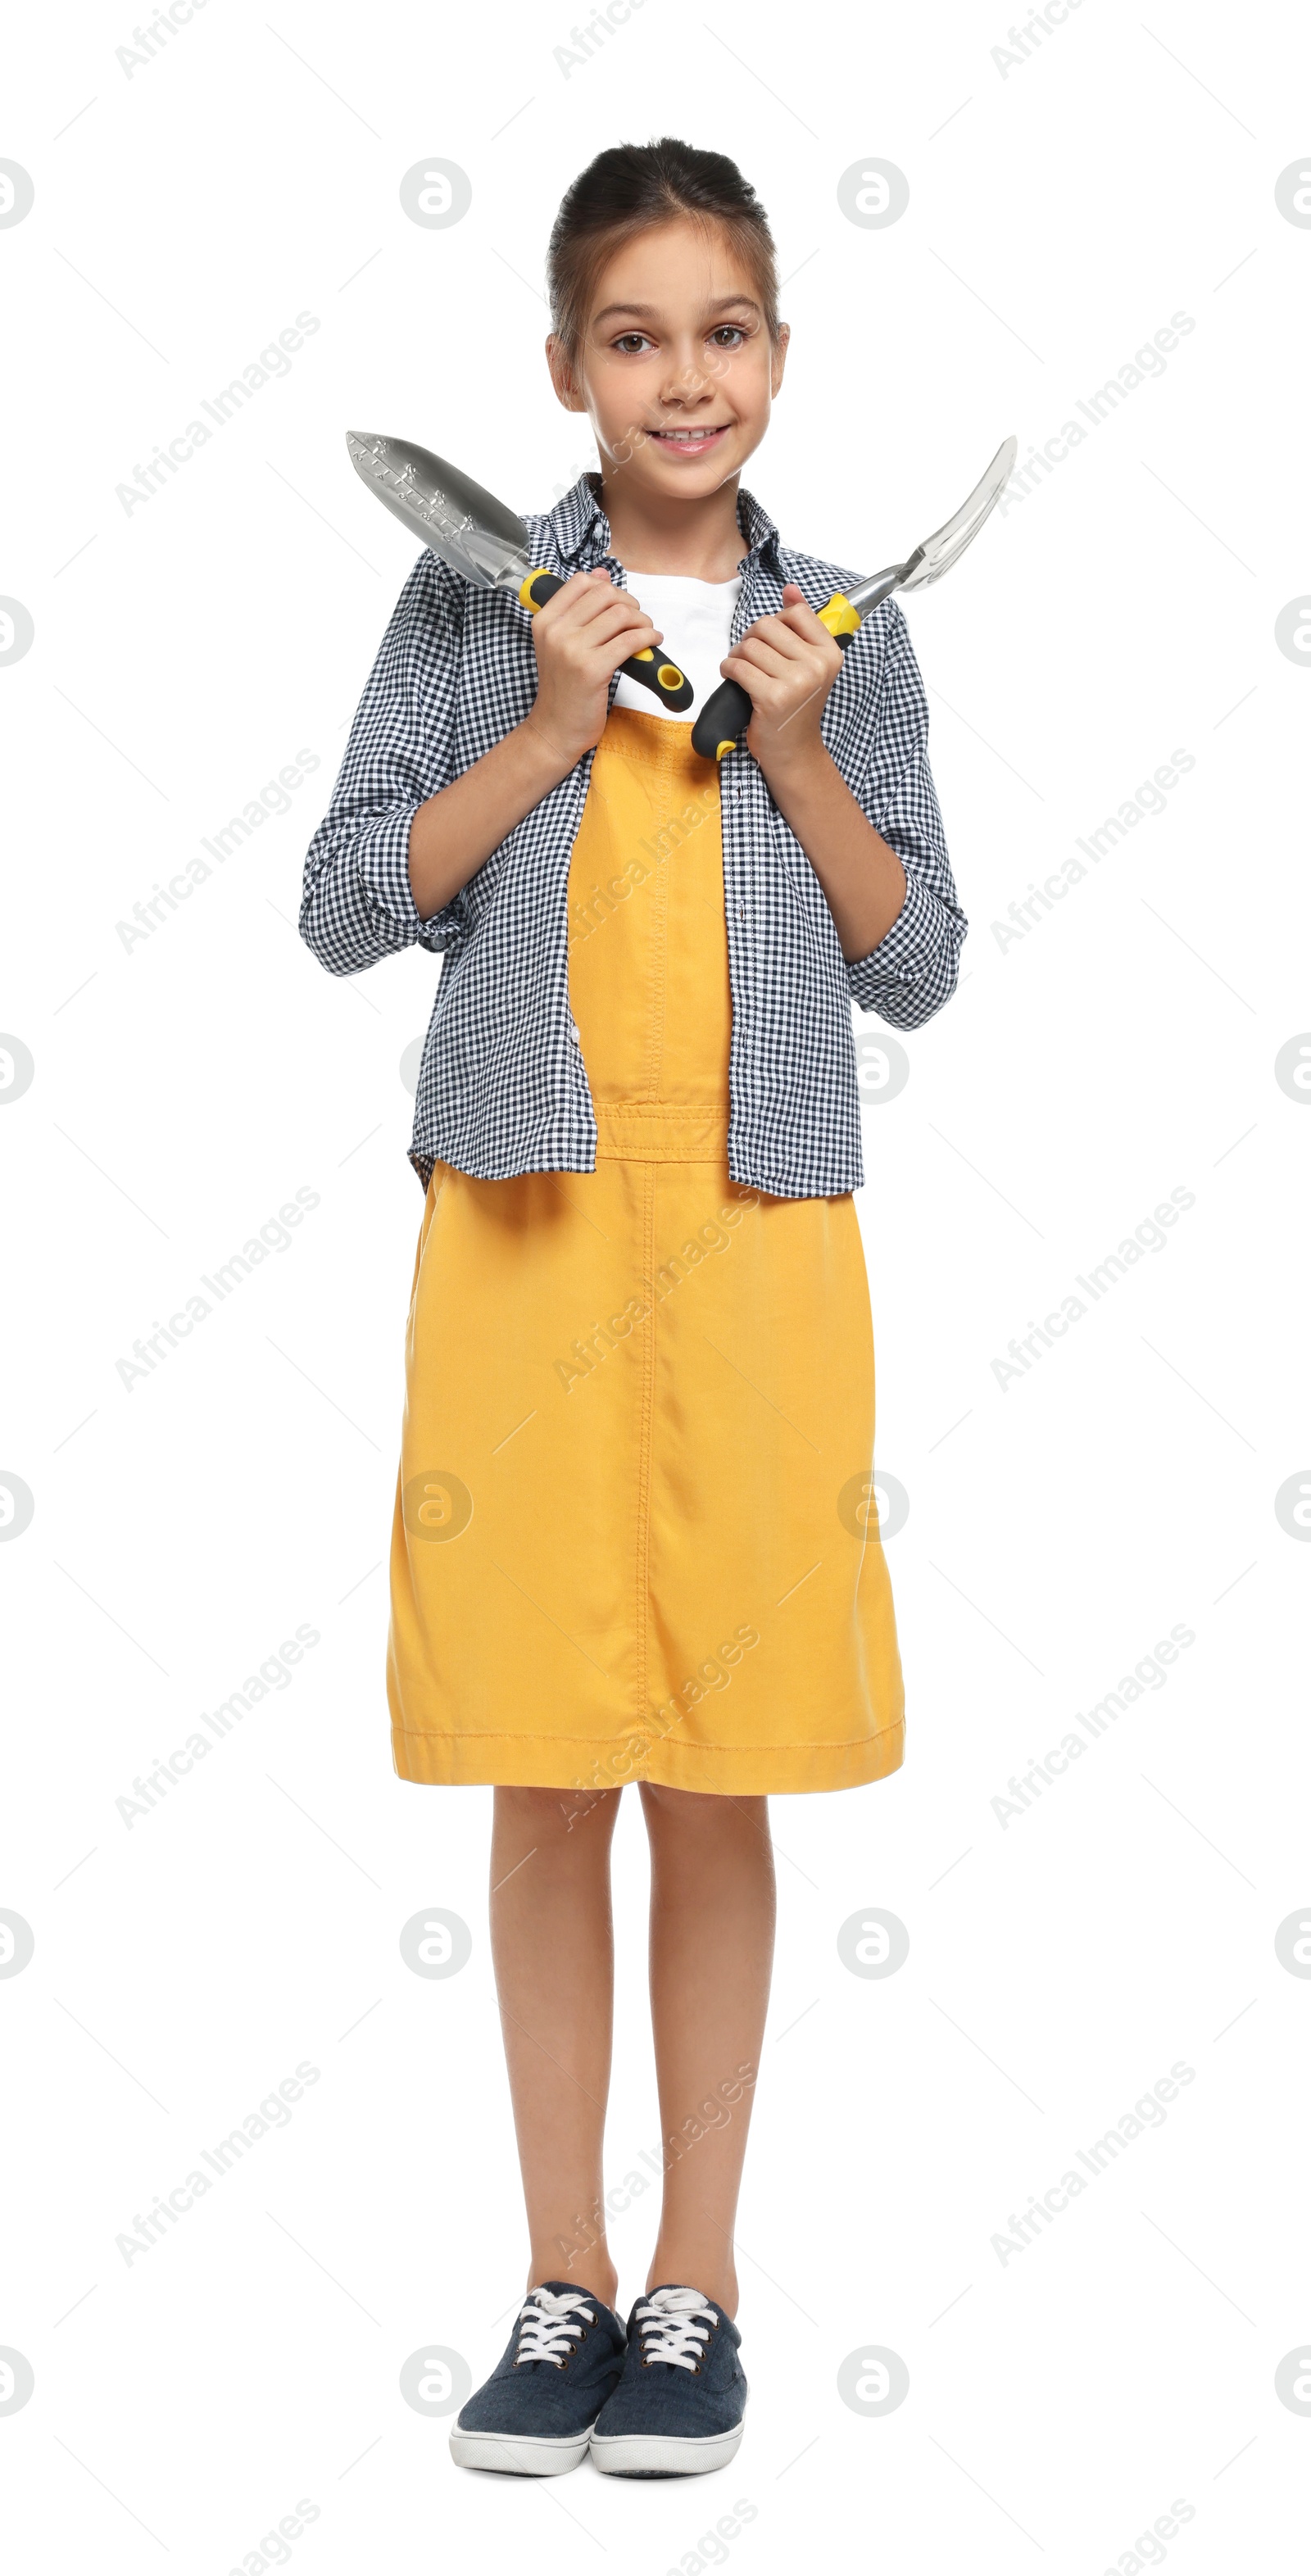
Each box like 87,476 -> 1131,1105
572,581 -> 659,638
546,587 -> 660,646
547,571 -> 619,627
538,569 -> 620,629
737,615 -> 813,664
765,596 -> 836,649
778,583 -> 842,651
722,634 -> 808,682
530,574 -> 596,633
578,601 -> 662,649
606,635 -> 660,676
778,593 -> 828,637
719,660 -> 788,708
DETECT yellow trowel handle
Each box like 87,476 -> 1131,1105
519,569 -> 694,714
816,592 -> 863,644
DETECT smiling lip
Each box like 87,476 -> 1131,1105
650,424 -> 731,454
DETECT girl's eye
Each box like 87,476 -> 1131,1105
613,333 -> 652,355
709,325 -> 746,348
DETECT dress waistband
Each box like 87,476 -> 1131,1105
593,1102 -> 731,1163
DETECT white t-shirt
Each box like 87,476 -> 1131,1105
610,569 -> 742,725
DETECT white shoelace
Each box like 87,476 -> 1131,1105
514,2288 -> 596,2368
635,2284 -> 718,2370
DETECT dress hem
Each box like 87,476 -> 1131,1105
389,1719 -> 905,1796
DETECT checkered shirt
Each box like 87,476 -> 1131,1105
298,471 -> 967,1196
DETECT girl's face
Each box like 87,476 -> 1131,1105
548,218 -> 787,501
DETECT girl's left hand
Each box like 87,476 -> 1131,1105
719,583 -> 844,780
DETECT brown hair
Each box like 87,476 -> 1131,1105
547,137 -> 780,371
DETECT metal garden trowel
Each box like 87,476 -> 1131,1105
346,432 -> 694,713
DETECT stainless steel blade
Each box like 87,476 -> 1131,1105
895,433 -> 1018,592
846,436 -> 1017,612
346,433 -> 533,589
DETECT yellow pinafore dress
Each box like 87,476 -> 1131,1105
386,704 -> 905,1795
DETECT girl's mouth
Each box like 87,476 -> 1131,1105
649,424 -> 731,456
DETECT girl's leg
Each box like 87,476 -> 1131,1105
488,1785 -> 622,2306
638,1783 -> 777,2317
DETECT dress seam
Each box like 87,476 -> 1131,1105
644,739 -> 673,1102
635,1159 -> 656,1725
392,1724 -> 902,1753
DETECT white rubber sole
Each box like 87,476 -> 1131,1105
590,2421 -> 746,2478
448,2424 -> 592,2476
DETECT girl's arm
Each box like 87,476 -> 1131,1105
720,586 -> 967,1021
406,570 -> 662,921
300,561 -> 661,973
752,747 -> 907,964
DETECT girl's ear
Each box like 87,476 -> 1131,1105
546,333 -> 587,415
770,323 -> 790,401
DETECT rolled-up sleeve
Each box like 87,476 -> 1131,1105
299,552 -> 466,977
844,601 -> 968,1023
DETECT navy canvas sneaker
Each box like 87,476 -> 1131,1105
589,2284 -> 747,2476
449,2282 -> 627,2474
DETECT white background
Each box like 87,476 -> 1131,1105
2,0 -> 1309,2567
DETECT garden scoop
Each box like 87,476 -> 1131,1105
691,433 -> 1018,760
346,432 -> 694,711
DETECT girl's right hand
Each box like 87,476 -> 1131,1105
524,569 -> 662,771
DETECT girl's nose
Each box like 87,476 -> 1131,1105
660,355 -> 714,401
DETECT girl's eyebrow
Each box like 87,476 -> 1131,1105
592,295 -> 762,325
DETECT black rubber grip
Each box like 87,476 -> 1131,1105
691,678 -> 752,762
624,653 -> 693,712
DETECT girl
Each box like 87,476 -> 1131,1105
300,137 -> 965,2480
